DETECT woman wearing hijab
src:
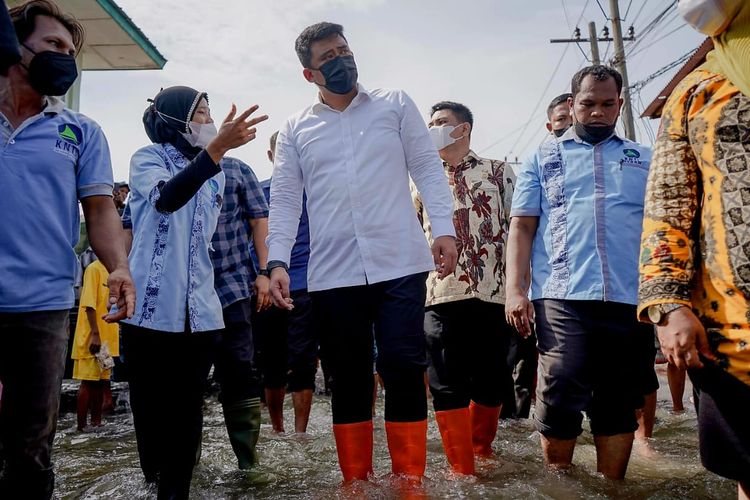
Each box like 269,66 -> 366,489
638,1 -> 750,496
122,85 -> 267,499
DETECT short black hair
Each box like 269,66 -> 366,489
547,93 -> 572,118
269,131 -> 279,152
571,65 -> 622,97
295,22 -> 346,68
430,101 -> 474,129
10,0 -> 85,53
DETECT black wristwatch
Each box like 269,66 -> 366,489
257,268 -> 270,278
266,260 -> 289,273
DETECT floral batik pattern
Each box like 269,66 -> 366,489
638,69 -> 750,386
413,151 -> 514,306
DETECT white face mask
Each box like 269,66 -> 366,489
678,0 -> 742,36
429,124 -> 464,151
181,121 -> 218,149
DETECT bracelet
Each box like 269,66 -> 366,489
266,260 -> 289,272
257,268 -> 270,278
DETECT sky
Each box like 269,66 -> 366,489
77,0 -> 706,183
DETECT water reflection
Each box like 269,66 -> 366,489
53,369 -> 734,499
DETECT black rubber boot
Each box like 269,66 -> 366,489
223,397 -> 261,469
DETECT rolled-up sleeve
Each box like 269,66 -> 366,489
399,91 -> 455,238
76,122 -> 114,199
510,154 -> 542,217
267,121 -> 304,266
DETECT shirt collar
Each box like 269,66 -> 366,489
560,124 -> 622,146
42,96 -> 65,115
312,83 -> 371,112
444,149 -> 481,169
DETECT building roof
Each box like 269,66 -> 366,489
642,38 -> 713,119
9,0 -> 166,70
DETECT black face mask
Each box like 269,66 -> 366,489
22,44 -> 78,96
314,55 -> 358,95
575,122 -> 616,145
553,126 -> 569,138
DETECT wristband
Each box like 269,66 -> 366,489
267,260 -> 289,273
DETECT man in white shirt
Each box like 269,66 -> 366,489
267,22 -> 457,482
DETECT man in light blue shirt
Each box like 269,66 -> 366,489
505,65 -> 652,480
0,4 -> 134,498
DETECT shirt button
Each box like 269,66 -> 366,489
9,139 -> 14,144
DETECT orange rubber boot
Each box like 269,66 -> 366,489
435,408 -> 475,475
385,420 -> 428,477
469,401 -> 501,457
332,420 -> 374,481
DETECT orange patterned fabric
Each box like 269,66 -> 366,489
638,68 -> 750,386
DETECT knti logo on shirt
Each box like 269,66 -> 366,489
54,123 -> 82,160
621,148 -> 643,167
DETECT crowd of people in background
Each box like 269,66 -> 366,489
1,0 -> 749,499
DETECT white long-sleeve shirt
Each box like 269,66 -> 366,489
267,85 -> 455,292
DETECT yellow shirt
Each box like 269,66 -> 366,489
413,151 -> 515,306
638,68 -> 750,386
71,260 -> 120,359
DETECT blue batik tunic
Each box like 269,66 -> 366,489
123,143 -> 225,332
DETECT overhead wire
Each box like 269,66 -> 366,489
622,0 -> 634,20
630,0 -> 651,26
483,0 -> 590,157
595,0 -> 609,20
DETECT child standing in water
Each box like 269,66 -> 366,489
72,257 -> 119,431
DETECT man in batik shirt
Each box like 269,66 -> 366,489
638,1 -> 750,492
413,101 -> 514,475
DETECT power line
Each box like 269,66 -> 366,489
478,118 -> 543,154
631,22 -> 687,57
630,0 -> 651,25
625,2 -> 677,57
507,43 -> 573,156
622,0 -> 634,20
595,0 -> 609,20
628,47 -> 699,91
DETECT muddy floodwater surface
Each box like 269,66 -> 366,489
52,368 -> 735,499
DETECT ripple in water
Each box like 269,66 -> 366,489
52,370 -> 735,499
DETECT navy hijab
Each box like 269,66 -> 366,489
142,86 -> 208,160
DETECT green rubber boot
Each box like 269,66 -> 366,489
223,397 -> 262,469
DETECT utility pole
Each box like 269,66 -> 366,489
588,21 -> 601,65
609,0 -> 636,141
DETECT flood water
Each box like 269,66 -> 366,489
52,366 -> 735,499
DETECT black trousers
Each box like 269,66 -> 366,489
252,290 -> 318,392
501,329 -> 538,419
0,309 -> 69,500
121,324 -> 217,499
533,300 -> 641,439
425,299 -> 512,412
214,298 -> 261,403
312,273 -> 428,424
690,364 -> 750,482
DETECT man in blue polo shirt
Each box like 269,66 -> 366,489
252,131 -> 316,435
0,2 -> 134,498
505,65 -> 652,480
